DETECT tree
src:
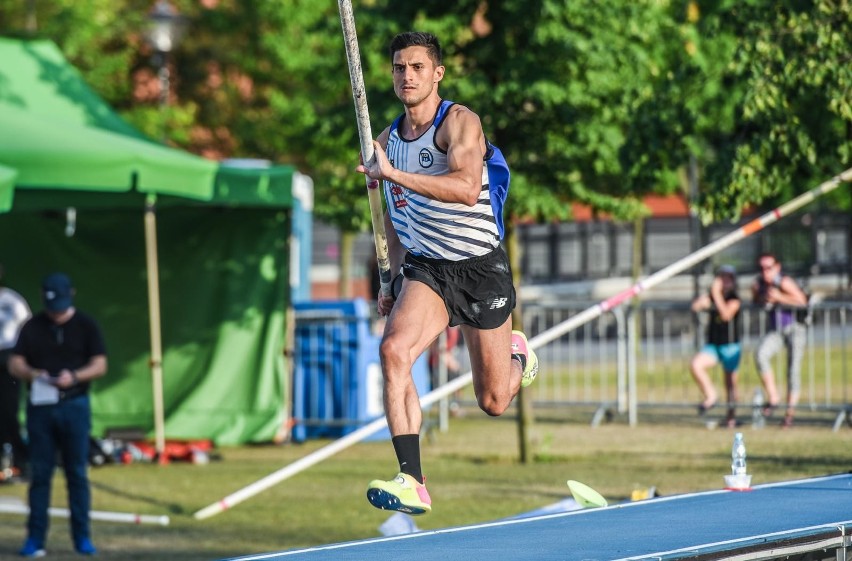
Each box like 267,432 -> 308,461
0,1 -> 146,110
169,1 -> 415,291
0,0 -> 392,294
622,0 -> 851,223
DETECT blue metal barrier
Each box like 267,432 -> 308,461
291,299 -> 430,442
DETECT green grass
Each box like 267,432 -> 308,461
1,407 -> 849,560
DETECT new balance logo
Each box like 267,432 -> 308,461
489,297 -> 508,310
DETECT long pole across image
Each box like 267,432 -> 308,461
192,165 -> 851,519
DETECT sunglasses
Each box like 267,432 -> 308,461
758,263 -> 776,271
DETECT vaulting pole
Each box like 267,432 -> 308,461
338,0 -> 392,297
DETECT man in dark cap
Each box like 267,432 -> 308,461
8,273 -> 107,557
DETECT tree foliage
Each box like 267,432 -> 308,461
353,0 -> 681,221
622,0 -> 851,222
1,0 -> 848,230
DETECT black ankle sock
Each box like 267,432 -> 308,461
392,434 -> 423,483
512,353 -> 527,370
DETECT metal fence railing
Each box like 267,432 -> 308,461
446,301 -> 851,430
292,300 -> 850,436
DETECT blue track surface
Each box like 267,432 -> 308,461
227,473 -> 852,561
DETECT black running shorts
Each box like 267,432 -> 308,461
401,245 -> 516,329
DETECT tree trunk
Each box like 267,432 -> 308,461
25,0 -> 37,33
507,223 -> 534,464
629,216 -> 644,425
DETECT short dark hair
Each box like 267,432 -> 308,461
389,32 -> 442,66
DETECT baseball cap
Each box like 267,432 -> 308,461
716,264 -> 737,277
42,272 -> 74,312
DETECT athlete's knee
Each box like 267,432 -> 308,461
477,391 -> 511,417
379,335 -> 412,372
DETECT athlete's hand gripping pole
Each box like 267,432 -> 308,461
338,0 -> 392,297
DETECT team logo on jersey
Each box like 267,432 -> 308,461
419,149 -> 434,168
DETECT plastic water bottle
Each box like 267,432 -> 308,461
752,388 -> 765,429
731,432 -> 747,476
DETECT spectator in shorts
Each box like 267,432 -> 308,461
690,265 -> 742,428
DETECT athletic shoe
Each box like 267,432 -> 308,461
511,330 -> 539,387
74,538 -> 97,555
366,473 -> 432,515
18,538 -> 45,558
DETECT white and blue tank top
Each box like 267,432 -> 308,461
383,100 -> 508,261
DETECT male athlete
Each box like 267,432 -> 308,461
355,31 -> 538,515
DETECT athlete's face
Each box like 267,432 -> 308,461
392,46 -> 444,107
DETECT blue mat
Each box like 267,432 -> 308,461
226,473 -> 852,561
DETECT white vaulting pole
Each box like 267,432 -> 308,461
0,502 -> 169,526
339,0 -> 392,296
192,169 -> 850,520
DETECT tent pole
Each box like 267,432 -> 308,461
144,195 -> 167,463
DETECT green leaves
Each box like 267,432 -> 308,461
623,0 -> 851,222
3,0 -> 846,229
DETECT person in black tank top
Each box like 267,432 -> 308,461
689,265 -> 742,428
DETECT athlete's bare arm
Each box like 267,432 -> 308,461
357,105 -> 485,206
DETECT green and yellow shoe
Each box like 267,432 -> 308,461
366,473 -> 432,515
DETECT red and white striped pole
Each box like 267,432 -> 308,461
192,169 -> 849,519
527,167 -> 851,350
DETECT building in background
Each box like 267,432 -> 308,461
310,194 -> 850,303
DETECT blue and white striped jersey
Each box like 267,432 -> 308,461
383,100 -> 505,261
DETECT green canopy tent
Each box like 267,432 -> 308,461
0,37 -> 305,447
3,107 -> 218,197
